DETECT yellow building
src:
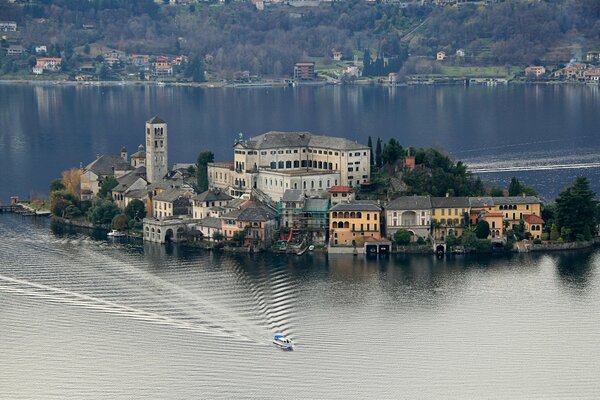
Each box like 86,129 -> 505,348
329,200 -> 382,246
430,197 -> 470,240
469,196 -> 542,230
523,214 -> 545,239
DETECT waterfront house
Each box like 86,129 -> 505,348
523,214 -> 544,239
479,212 -> 505,239
0,21 -> 17,32
195,216 -> 223,241
430,197 -> 470,240
279,189 -> 305,229
80,154 -> 134,200
436,51 -> 446,61
33,57 -> 62,73
130,54 -> 150,69
35,45 -> 47,54
208,131 -> 371,201
332,50 -> 342,61
192,189 -> 233,219
525,66 -> 546,78
469,196 -> 542,231
384,196 -> 431,241
329,200 -> 382,247
328,185 -> 355,205
586,51 -> 600,62
221,203 -> 278,247
153,187 -> 193,219
155,56 -> 173,76
111,167 -> 148,210
293,62 -> 315,80
7,45 -> 24,56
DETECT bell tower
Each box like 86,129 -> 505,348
145,115 -> 169,183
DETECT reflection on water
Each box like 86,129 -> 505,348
1,214 -> 600,398
2,84 -> 600,200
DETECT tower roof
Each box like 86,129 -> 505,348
147,115 -> 166,124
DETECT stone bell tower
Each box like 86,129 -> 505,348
145,115 -> 169,184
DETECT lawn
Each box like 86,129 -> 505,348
440,65 -> 520,78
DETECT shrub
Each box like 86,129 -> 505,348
394,229 -> 412,246
533,238 -> 542,244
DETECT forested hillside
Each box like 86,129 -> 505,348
1,0 -> 599,78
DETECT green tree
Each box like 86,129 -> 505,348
196,150 -> 214,192
88,198 -> 120,226
50,179 -> 65,192
555,177 -> 598,241
213,231 -> 223,242
550,223 -> 560,241
99,64 -> 110,80
393,229 -> 411,245
362,49 -> 371,77
475,219 -> 490,239
508,177 -> 537,196
490,187 -> 504,197
125,199 -> 146,221
381,138 -> 403,166
99,176 -> 118,198
375,137 -> 382,169
112,213 -> 129,230
84,44 -> 90,54
186,55 -> 205,83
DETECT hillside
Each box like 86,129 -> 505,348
0,0 -> 599,80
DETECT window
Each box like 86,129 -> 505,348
441,209 -> 445,216
286,150 -> 291,154
286,161 -> 292,168
270,161 -> 276,169
293,160 -> 299,168
301,160 -> 307,167
366,214 -> 370,221
278,161 -> 284,169
294,149 -> 298,153
348,167 -> 353,172
374,214 -> 378,220
366,223 -> 370,231
278,150 -> 284,154
335,152 -> 339,156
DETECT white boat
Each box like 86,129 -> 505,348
273,334 -> 294,351
107,230 -> 126,238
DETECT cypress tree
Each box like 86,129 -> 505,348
375,137 -> 382,168
367,136 -> 374,167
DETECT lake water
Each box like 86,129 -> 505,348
0,214 -> 599,399
1,83 -> 600,398
1,83 -> 600,200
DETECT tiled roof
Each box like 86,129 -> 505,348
85,154 -> 133,176
112,167 -> 147,193
198,216 -> 222,229
482,212 -> 504,218
385,196 -> 431,210
147,115 -> 166,124
493,196 -> 540,205
330,200 -> 381,212
193,189 -> 233,202
328,185 -> 353,193
240,131 -> 369,151
523,214 -> 544,224
431,197 -> 470,208
154,187 -> 191,202
222,204 -> 277,222
282,189 -> 305,202
469,197 -> 495,207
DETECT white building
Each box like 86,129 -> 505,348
384,196 -> 432,240
208,131 -> 371,202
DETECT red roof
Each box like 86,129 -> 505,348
523,214 -> 544,225
482,212 -> 504,218
328,185 -> 353,193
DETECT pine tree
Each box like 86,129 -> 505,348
362,49 -> 371,77
555,177 -> 598,240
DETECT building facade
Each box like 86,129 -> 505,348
208,131 -> 371,201
385,196 -> 431,240
329,200 -> 382,246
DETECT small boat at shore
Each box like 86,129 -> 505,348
273,334 -> 294,351
107,230 -> 126,238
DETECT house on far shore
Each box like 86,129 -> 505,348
384,196 -> 431,241
586,51 -> 600,62
332,49 -> 342,61
0,21 -> 17,32
436,51 -> 446,61
525,65 -> 546,78
7,45 -> 24,56
523,214 -> 545,240
293,62 -> 315,80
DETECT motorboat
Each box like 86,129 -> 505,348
107,230 -> 126,238
273,334 -> 294,351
